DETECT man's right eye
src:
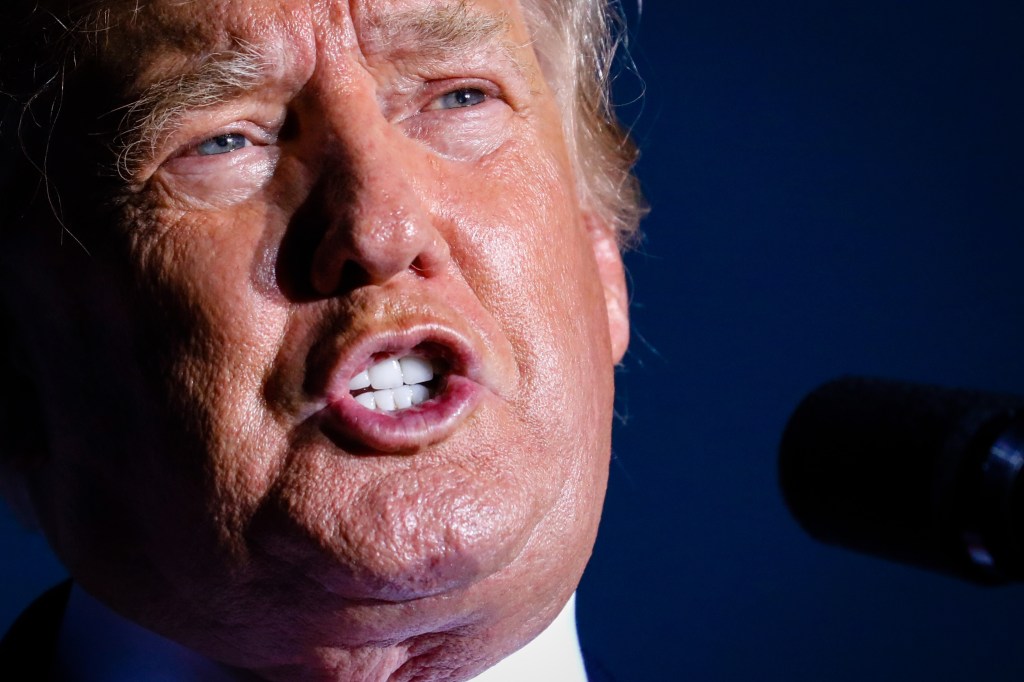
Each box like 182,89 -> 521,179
195,133 -> 252,156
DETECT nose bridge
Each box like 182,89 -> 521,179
310,111 -> 448,294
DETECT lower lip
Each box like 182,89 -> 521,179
319,375 -> 483,453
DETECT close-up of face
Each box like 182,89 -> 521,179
0,0 -> 630,679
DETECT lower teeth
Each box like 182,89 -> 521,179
354,383 -> 432,412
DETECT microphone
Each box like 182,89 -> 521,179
779,376 -> 1024,584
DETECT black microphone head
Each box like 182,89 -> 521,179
779,376 -> 1024,584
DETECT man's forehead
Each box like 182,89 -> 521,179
83,0 -> 528,84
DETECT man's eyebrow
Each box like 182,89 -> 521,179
114,43 -> 270,179
365,0 -> 514,61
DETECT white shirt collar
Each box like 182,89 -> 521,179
57,586 -> 588,681
469,594 -> 588,682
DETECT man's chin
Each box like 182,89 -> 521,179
141,551 -> 577,682
244,497 -> 537,606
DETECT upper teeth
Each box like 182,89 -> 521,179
350,355 -> 436,412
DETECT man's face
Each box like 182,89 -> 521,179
14,0 -> 628,678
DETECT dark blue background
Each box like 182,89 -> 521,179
4,1 -> 1024,680
576,1 -> 1024,680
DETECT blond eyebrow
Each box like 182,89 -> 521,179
365,0 -> 514,62
115,42 -> 270,179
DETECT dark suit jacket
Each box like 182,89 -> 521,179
0,580 -> 69,680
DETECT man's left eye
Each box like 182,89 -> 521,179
194,133 -> 252,156
424,88 -> 488,111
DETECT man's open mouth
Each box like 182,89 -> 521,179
314,326 -> 488,452
348,353 -> 446,413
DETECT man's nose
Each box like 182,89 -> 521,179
309,137 -> 450,295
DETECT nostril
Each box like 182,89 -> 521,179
409,256 -> 427,277
333,260 -> 371,292
406,234 -> 451,279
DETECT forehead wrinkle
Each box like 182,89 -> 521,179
105,0 -> 528,182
